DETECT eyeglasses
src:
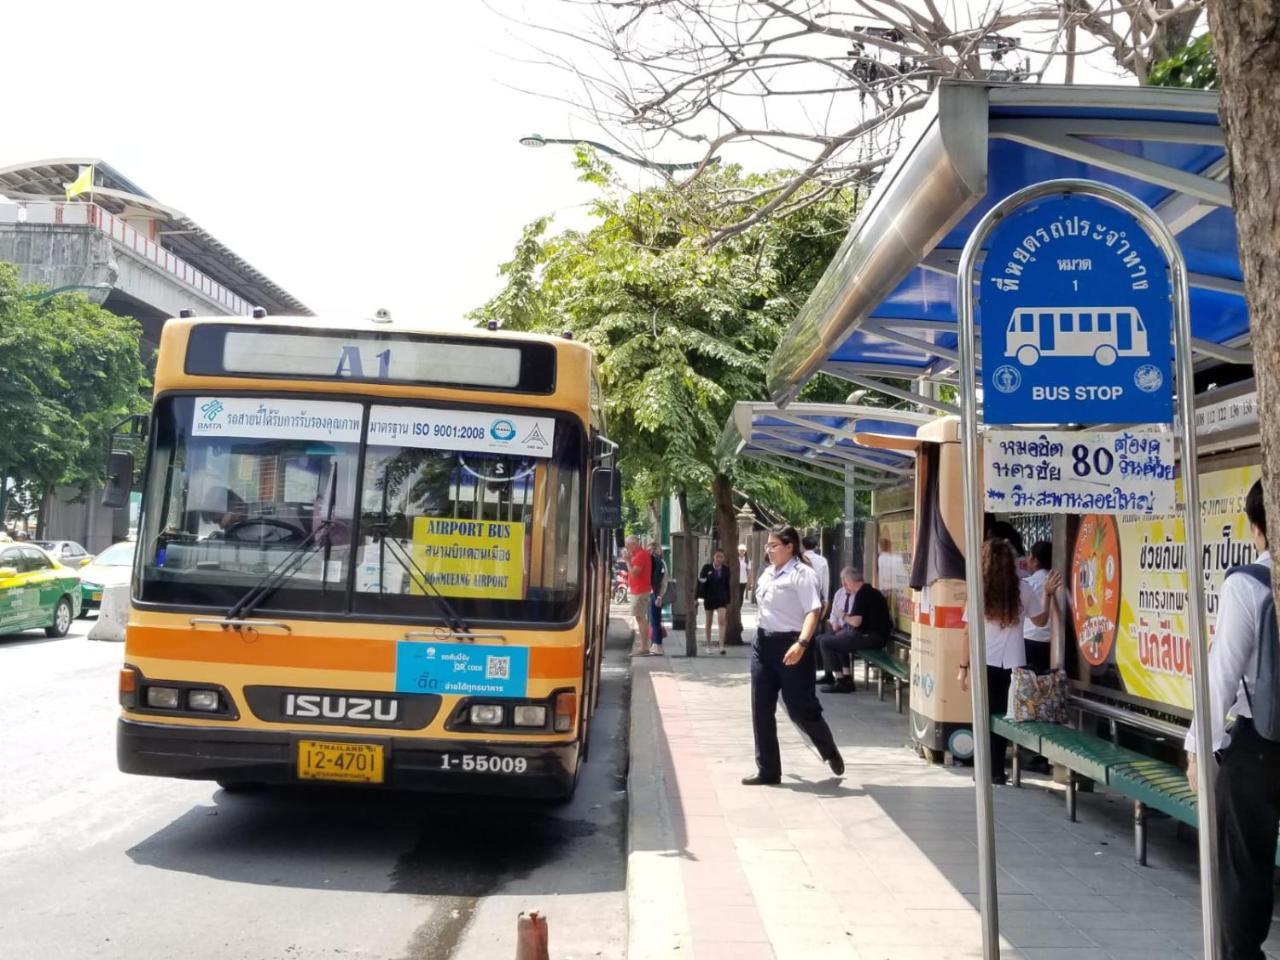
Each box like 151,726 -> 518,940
765,542 -> 782,551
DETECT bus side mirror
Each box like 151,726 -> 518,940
590,469 -> 622,529
102,451 -> 135,509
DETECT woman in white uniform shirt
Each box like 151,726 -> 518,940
959,537 -> 1060,784
744,525 -> 845,785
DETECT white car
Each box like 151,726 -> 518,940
78,540 -> 136,616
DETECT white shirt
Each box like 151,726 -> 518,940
1023,568 -> 1051,644
739,556 -> 750,582
964,579 -> 1043,669
1186,551 -> 1270,754
829,586 -> 856,631
807,551 -> 830,605
755,557 -> 823,633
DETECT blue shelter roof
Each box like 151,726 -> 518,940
767,82 -> 1251,408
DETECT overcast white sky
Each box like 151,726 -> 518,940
2,2 -> 632,327
3,1 -> 1143,328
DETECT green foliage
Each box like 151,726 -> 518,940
1148,34 -> 1219,89
471,156 -> 858,524
0,264 -> 149,500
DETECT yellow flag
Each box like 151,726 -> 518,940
64,165 -> 93,201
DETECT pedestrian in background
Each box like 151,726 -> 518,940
1023,541 -> 1054,673
625,534 -> 653,657
648,540 -> 667,657
698,548 -> 732,654
1185,480 -> 1279,960
958,538 -> 1059,784
743,524 -> 845,785
803,534 -> 833,683
738,544 -> 752,605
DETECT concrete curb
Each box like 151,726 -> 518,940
88,584 -> 127,641
625,660 -> 692,959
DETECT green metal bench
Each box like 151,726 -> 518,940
1108,758 -> 1199,866
992,716 -> 1280,868
855,647 -> 909,713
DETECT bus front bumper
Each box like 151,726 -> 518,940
117,718 -> 579,798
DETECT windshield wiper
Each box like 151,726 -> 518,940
368,516 -> 471,635
227,467 -> 339,622
226,520 -> 334,622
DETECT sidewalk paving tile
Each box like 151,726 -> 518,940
626,610 -> 1280,960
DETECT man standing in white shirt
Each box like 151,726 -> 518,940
1186,480 -> 1279,960
1023,541 -> 1054,672
803,535 -> 832,681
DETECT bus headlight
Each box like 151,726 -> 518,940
512,705 -> 547,727
146,686 -> 180,710
469,704 -> 504,725
187,689 -> 221,712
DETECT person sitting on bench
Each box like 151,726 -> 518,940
819,568 -> 891,693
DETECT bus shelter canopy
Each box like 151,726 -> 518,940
718,402 -> 934,489
766,82 -> 1250,409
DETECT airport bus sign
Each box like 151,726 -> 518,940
978,193 -> 1173,426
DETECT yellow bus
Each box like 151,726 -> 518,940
108,315 -> 619,798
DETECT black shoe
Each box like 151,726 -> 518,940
991,772 -> 1009,786
741,774 -> 781,786
820,677 -> 855,694
827,752 -> 845,776
818,672 -> 835,685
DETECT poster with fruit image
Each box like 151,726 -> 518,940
1071,515 -> 1120,670
1070,463 -> 1261,712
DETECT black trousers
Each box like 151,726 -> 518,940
819,626 -> 887,674
1024,639 -> 1050,673
1218,719 -> 1280,960
986,665 -> 1012,779
751,631 -> 840,779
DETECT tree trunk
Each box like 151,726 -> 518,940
677,489 -> 698,657
1206,1 -> 1280,555
0,475 -> 8,533
713,472 -> 745,645
37,483 -> 52,540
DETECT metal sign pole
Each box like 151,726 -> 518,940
956,178 -> 1218,960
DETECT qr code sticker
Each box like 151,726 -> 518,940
486,655 -> 511,681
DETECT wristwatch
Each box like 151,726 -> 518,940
798,637 -> 811,648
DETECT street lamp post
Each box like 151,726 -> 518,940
518,134 -> 716,173
22,283 -> 113,302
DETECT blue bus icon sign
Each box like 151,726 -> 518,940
979,193 -> 1172,426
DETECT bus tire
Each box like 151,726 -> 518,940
1094,344 -> 1117,366
1016,345 -> 1040,366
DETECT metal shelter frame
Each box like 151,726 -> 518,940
719,402 -> 936,490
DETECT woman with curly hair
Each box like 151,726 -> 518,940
959,537 -> 1061,784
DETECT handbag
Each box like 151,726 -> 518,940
1007,667 -> 1069,723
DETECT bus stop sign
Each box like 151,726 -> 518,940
979,193 -> 1173,425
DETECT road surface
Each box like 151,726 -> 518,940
0,615 -> 631,960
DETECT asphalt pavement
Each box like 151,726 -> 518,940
0,615 -> 632,960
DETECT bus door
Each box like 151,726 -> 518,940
1039,312 -> 1056,352
1116,311 -> 1133,352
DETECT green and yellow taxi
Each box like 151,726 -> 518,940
0,543 -> 82,638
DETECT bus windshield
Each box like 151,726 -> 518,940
136,395 -> 584,624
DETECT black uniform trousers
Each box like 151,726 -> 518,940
1217,718 -> 1280,960
986,665 -> 1013,780
819,626 -> 887,674
751,630 -> 840,779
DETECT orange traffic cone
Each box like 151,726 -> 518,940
515,911 -> 549,960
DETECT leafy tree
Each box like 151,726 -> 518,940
1148,33 -> 1219,89
473,152 -> 873,648
0,264 -> 148,534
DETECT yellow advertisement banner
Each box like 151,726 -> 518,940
410,517 -> 525,599
1072,463 -> 1260,711
878,514 -> 914,636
